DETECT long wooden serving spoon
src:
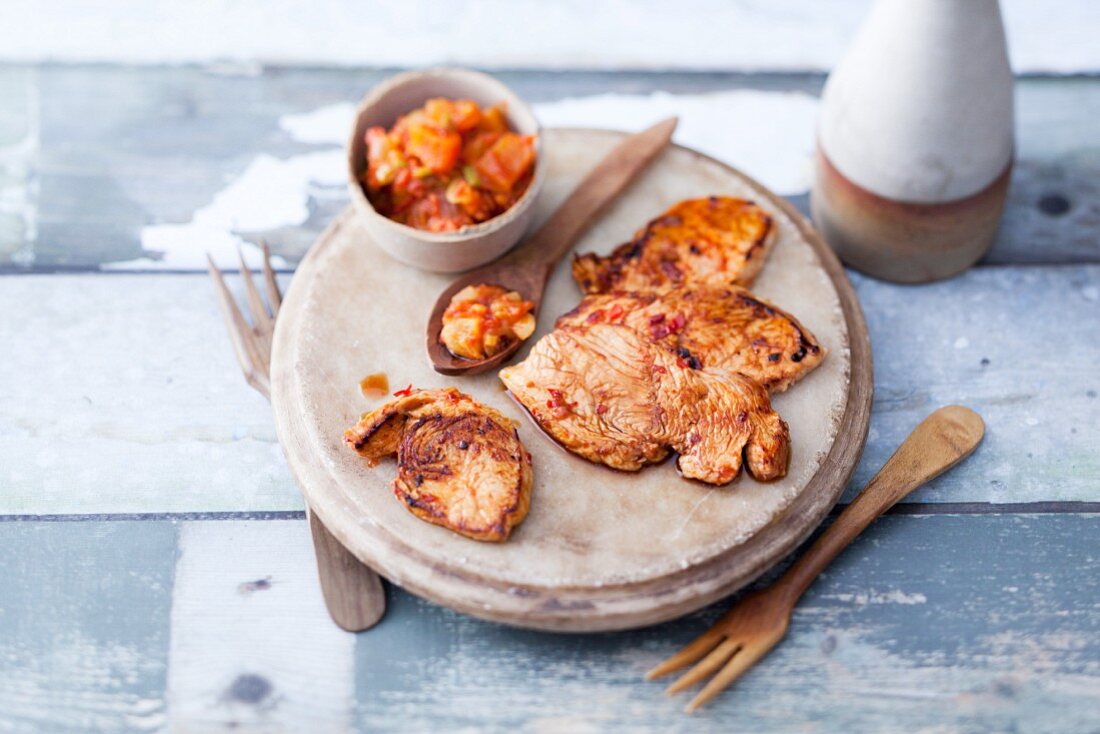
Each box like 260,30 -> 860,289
647,405 -> 985,712
426,117 -> 678,375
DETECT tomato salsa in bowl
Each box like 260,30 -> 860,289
348,69 -> 544,273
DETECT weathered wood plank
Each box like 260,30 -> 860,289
0,265 -> 1095,514
846,265 -> 1100,503
167,520 -> 356,730
359,512 -> 1100,732
0,273 -> 302,514
1,514 -> 1096,732
0,66 -> 1096,270
0,521 -> 175,732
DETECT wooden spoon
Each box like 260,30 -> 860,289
427,117 -> 679,375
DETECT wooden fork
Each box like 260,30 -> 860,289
647,405 -> 985,712
207,243 -> 386,632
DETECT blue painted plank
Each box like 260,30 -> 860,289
0,515 -> 1095,731
355,514 -> 1100,733
0,66 -> 1096,270
0,521 -> 177,732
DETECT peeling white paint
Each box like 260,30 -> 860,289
103,150 -> 348,270
534,90 -> 820,196
105,89 -> 817,270
274,91 -> 821,197
279,102 -> 356,145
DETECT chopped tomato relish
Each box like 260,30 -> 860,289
440,284 -> 536,360
363,98 -> 537,232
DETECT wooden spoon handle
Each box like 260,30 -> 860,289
779,405 -> 985,603
509,117 -> 678,270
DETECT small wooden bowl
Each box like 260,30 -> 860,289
346,68 -> 544,273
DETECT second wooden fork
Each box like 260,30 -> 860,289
648,405 -> 985,712
207,243 -> 386,632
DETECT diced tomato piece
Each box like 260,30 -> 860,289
474,133 -> 536,193
445,178 -> 476,206
451,99 -> 482,131
390,109 -> 428,145
424,98 -> 482,132
406,192 -> 474,232
406,123 -> 462,174
365,127 -> 403,190
445,179 -> 495,221
479,104 -> 508,134
390,167 -> 429,214
462,131 -> 500,167
424,98 -> 454,126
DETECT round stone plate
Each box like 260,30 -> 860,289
271,128 -> 872,632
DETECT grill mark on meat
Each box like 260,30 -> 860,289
675,346 -> 702,370
344,388 -> 532,542
733,290 -> 821,366
571,197 -> 776,294
558,285 -> 825,393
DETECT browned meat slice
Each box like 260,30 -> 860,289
499,323 -> 789,485
344,388 -> 533,542
572,197 -> 776,294
556,285 -> 825,392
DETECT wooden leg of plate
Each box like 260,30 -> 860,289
307,508 -> 386,632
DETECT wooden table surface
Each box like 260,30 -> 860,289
0,65 -> 1097,732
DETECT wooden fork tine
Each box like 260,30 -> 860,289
665,638 -> 741,695
684,641 -> 773,713
208,254 -> 270,398
237,246 -> 272,329
646,626 -> 727,680
260,240 -> 282,315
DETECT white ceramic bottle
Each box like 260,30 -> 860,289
812,0 -> 1015,283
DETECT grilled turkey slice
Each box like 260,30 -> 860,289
557,285 -> 825,393
572,197 -> 776,295
344,388 -> 533,542
499,323 -> 789,485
